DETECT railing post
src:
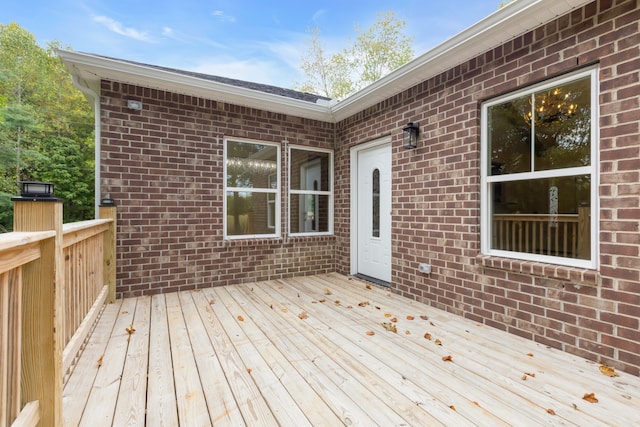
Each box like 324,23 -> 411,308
13,198 -> 64,427
99,199 -> 117,304
578,205 -> 590,259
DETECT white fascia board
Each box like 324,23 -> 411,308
330,0 -> 593,122
57,50 -> 333,122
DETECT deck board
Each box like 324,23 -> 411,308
64,274 -> 640,426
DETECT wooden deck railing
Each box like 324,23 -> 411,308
492,206 -> 590,259
0,199 -> 116,427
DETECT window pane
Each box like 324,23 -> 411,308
488,95 -> 532,175
490,175 -> 590,259
533,77 -> 591,171
226,191 -> 276,236
290,150 -> 331,191
289,194 -> 330,233
372,168 -> 380,238
226,140 -> 278,188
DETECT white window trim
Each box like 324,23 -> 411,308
480,67 -> 599,270
224,137 -> 281,239
288,145 -> 334,237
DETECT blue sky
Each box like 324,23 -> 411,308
3,1 -> 502,88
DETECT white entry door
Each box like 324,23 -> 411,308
354,141 -> 392,283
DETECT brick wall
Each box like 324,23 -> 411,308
99,83 -> 336,298
335,0 -> 640,374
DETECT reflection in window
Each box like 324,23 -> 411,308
289,147 -> 334,235
225,139 -> 279,238
482,69 -> 596,266
372,168 -> 380,238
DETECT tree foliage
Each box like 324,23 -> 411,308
0,23 -> 94,231
297,11 -> 414,100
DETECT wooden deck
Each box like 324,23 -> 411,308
63,273 -> 640,426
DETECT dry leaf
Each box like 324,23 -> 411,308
270,304 -> 273,309
298,311 -> 308,320
247,368 -> 252,374
524,372 -> 536,378
375,305 -> 381,310
365,284 -> 372,290
547,409 -> 556,415
126,324 -> 136,335
366,331 -> 375,336
406,315 -> 415,320
405,330 -> 411,335
381,322 -> 397,333
323,288 -> 333,295
390,317 -> 398,323
582,393 -> 598,403
209,299 -> 215,305
521,375 -> 528,381
424,332 -> 432,340
527,353 -> 534,357
430,321 -> 436,326
599,365 -> 620,377
97,355 -> 104,367
334,300 -> 341,305
319,299 -> 326,303
358,301 -> 370,307
442,355 -> 453,362
384,313 -> 393,318
237,315 -> 245,321
281,308 -> 289,313
449,405 -> 456,411
347,305 -> 353,309
472,401 -> 480,407
420,315 -> 428,320
434,339 -> 442,346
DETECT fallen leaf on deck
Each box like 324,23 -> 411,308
298,311 -> 308,319
381,322 -> 397,333
547,409 -> 556,415
449,405 -> 456,411
424,332 -> 432,340
599,365 -> 620,377
365,284 -> 372,290
521,375 -> 528,381
384,313 -> 393,318
323,288 -> 333,295
405,330 -> 411,335
358,301 -> 370,307
247,368 -> 252,374
270,304 -> 273,309
334,300 -> 341,305
527,353 -> 534,357
281,308 -> 289,313
347,305 -> 353,309
375,305 -> 381,310
472,401 -> 480,407
390,317 -> 398,323
430,321 -> 436,326
582,393 -> 598,403
524,372 -> 536,378
406,315 -> 415,320
366,331 -> 375,336
209,299 -> 215,305
319,299 -> 326,303
97,355 -> 104,367
435,339 -> 442,346
442,355 -> 453,362
126,324 -> 136,335
420,315 -> 428,320
237,315 -> 244,321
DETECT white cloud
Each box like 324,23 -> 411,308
212,10 -> 236,23
93,15 -> 153,42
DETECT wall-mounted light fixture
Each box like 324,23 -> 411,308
127,99 -> 143,110
402,122 -> 419,149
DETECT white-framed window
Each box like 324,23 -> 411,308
224,138 -> 280,238
480,67 -> 598,269
289,146 -> 333,236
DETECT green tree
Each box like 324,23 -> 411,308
0,23 -> 95,231
297,11 -> 414,100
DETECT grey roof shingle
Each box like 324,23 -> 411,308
87,53 -> 332,104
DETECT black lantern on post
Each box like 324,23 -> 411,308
20,181 -> 55,198
402,122 -> 419,149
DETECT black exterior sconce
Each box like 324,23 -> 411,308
403,122 -> 419,149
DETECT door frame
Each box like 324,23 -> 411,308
350,135 -> 392,278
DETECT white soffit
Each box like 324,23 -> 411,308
59,0 -> 593,123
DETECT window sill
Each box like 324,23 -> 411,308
475,254 -> 599,286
